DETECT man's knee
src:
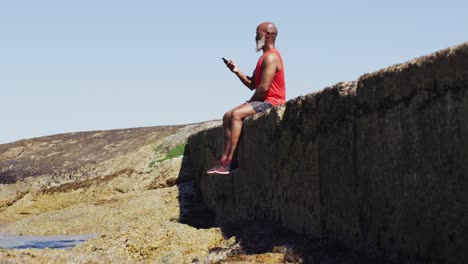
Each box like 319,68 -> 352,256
231,110 -> 245,121
223,111 -> 232,123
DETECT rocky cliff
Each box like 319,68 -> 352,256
188,42 -> 468,263
0,122 -> 243,263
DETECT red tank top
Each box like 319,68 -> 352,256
254,48 -> 286,106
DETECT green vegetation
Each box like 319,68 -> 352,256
148,160 -> 156,168
148,143 -> 186,168
157,144 -> 186,163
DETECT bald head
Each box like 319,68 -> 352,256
255,22 -> 278,52
257,22 -> 278,36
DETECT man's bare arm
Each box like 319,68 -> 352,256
226,60 -> 255,90
249,53 -> 279,101
234,71 -> 255,90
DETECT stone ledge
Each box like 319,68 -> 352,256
188,42 -> 468,263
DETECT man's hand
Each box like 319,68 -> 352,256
226,60 -> 239,74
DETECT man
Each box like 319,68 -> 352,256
207,22 -> 286,175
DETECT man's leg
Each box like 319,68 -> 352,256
221,111 -> 232,162
226,103 -> 256,161
207,103 -> 247,174
221,103 -> 246,161
210,101 -> 271,174
214,103 -> 256,175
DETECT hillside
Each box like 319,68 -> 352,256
0,121 -> 313,263
0,122 -> 241,263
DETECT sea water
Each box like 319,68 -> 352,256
0,233 -> 95,249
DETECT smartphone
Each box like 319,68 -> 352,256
222,57 -> 229,64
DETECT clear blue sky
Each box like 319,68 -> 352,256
1,0 -> 467,144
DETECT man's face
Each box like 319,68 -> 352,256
255,31 -> 266,52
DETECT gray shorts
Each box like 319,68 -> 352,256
248,101 -> 272,113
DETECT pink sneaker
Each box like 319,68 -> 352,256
215,160 -> 232,175
206,160 -> 223,174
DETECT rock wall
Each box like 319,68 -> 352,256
188,42 -> 468,263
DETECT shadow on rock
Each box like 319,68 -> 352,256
215,220 -> 391,264
176,146 -> 391,263
177,146 -> 217,229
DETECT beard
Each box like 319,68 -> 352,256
256,36 -> 265,52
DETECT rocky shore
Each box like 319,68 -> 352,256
0,122 -> 234,263
0,121 -> 327,263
